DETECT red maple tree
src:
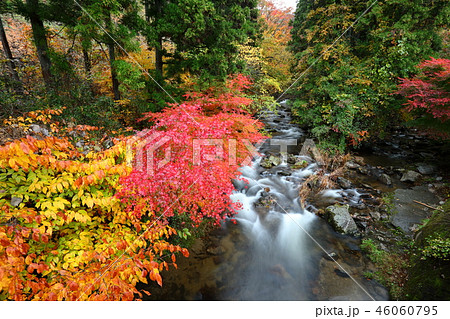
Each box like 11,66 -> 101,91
397,57 -> 450,122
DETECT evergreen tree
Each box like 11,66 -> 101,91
144,0 -> 260,80
69,0 -> 143,100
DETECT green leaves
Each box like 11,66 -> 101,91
288,0 -> 448,150
178,228 -> 191,240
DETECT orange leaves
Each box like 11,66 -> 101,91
116,240 -> 128,251
8,158 -> 19,171
74,125 -> 100,132
25,108 -> 65,124
0,108 -> 204,301
68,281 -> 79,292
94,170 -> 105,180
181,248 -> 189,258
26,263 -> 47,274
19,141 -> 33,154
149,268 -> 163,287
0,238 -> 10,247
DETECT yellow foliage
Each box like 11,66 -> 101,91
0,112 -> 186,301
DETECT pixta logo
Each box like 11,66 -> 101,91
126,131 -> 323,174
126,130 -> 172,175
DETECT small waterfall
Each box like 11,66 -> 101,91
143,101 -> 388,301
216,104 -> 322,300
215,103 -> 385,301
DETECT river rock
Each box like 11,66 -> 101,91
416,164 -> 435,175
292,160 -> 308,169
345,161 -> 360,169
255,194 -> 277,208
260,155 -> 282,168
269,264 -> 293,280
391,185 -> 439,233
207,246 -> 225,255
29,124 -> 50,136
325,204 -> 358,236
378,173 -> 392,186
287,154 -> 296,164
357,167 -> 369,175
323,252 -> 339,261
369,211 -> 381,221
400,170 -> 422,182
334,269 -> 350,278
75,140 -> 85,149
337,177 -> 352,189
277,168 -> 292,176
353,156 -> 366,166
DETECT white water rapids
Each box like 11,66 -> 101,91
143,102 -> 388,301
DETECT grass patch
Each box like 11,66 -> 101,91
361,238 -> 410,300
381,192 -> 397,215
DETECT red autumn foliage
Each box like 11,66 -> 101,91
117,76 -> 266,226
182,74 -> 254,115
397,57 -> 450,122
0,75 -> 266,300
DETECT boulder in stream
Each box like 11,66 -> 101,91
345,161 -> 360,170
325,204 -> 359,236
400,170 -> 422,182
337,177 -> 352,189
416,163 -> 436,175
291,160 -> 308,169
378,173 -> 392,186
260,155 -> 282,168
287,154 -> 297,164
391,185 -> 439,233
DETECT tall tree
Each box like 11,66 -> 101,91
10,0 -> 80,88
144,0 -> 260,80
0,17 -> 22,90
259,0 -> 294,90
144,0 -> 164,76
288,0 -> 449,150
72,0 -> 143,100
24,0 -> 53,87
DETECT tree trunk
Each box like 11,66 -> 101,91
155,36 -> 163,76
144,0 -> 150,22
154,0 -> 164,76
82,47 -> 91,78
82,45 -> 96,95
144,0 -> 164,77
0,17 -> 22,90
106,13 -> 120,100
108,42 -> 121,100
26,0 -> 53,88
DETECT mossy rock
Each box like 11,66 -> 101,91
260,155 -> 282,168
404,200 -> 450,300
291,160 -> 308,169
325,204 -> 358,236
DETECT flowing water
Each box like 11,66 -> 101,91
142,102 -> 388,301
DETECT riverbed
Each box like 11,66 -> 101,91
141,102 -> 389,301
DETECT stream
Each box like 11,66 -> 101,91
142,101 -> 389,301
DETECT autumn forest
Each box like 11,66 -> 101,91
0,0 -> 449,302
